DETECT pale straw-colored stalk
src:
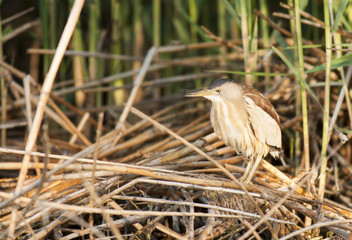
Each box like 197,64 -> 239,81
7,0 -> 85,238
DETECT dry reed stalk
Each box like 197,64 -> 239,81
6,48 -> 256,110
2,7 -> 35,25
254,9 -> 292,37
1,19 -> 40,43
83,72 -> 220,94
117,114 -> 210,163
47,98 -> 92,146
0,60 -> 101,130
0,162 -> 257,191
110,47 -> 157,149
7,1 -> 86,237
129,106 -> 280,236
1,2 -> 352,239
1,74 -> 7,147
69,112 -> 90,144
1,190 -> 289,221
1,70 -> 92,146
27,48 -> 144,61
280,2 -> 352,39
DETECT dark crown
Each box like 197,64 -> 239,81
208,78 -> 233,89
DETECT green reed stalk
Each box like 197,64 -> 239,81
294,0 -> 310,172
89,0 -> 101,106
259,0 -> 271,90
188,0 -> 198,44
294,0 -> 312,228
49,0 -> 57,52
110,0 -> 124,105
39,0 -> 50,73
153,0 -> 160,47
153,0 -> 162,101
218,0 -> 227,65
318,0 -> 332,201
328,0 -> 352,138
250,16 -> 258,83
0,10 -> 5,147
133,0 -> 144,102
188,0 -> 202,90
259,0 -> 269,47
70,0 -> 87,108
288,0 -> 301,175
247,0 -> 252,40
240,0 -> 251,85
311,1 -> 319,42
173,1 -> 191,43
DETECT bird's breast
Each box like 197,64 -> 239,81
210,101 -> 246,148
210,100 -> 270,158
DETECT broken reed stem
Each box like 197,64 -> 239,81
48,98 -> 92,146
111,47 -> 157,147
1,19 -> 40,43
254,9 -> 292,37
261,160 -> 305,195
23,75 -> 41,176
23,76 -> 33,128
69,112 -> 90,144
2,7 -> 35,25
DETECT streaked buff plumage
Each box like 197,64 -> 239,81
186,78 -> 282,183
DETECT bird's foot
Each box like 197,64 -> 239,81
239,174 -> 253,184
239,156 -> 263,184
239,161 -> 253,183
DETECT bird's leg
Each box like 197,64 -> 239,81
241,155 -> 263,184
240,158 -> 253,182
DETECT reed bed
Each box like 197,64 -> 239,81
0,1 -> 352,239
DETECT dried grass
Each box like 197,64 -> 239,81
0,2 -> 352,239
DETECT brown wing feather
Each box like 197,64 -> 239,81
240,84 -> 281,129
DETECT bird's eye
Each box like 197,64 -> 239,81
215,89 -> 221,93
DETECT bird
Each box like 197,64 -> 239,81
186,78 -> 282,183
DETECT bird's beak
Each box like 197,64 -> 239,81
185,89 -> 212,97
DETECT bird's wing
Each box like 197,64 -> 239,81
242,86 -> 281,149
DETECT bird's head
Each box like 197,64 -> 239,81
185,78 -> 242,102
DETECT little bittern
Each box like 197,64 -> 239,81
186,78 -> 282,183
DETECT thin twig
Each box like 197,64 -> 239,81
108,47 -> 157,150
